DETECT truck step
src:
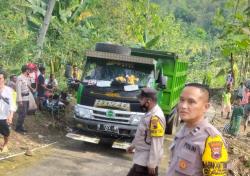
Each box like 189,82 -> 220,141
112,141 -> 131,150
66,133 -> 100,144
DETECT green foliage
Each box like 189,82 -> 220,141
0,0 -> 249,89
213,0 -> 250,86
202,72 -> 212,86
145,35 -> 160,49
174,6 -> 196,23
0,0 -> 36,64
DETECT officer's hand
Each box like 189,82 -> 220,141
7,117 -> 13,125
126,146 -> 134,154
148,167 -> 155,176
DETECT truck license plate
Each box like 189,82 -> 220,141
99,124 -> 119,133
103,124 -> 111,131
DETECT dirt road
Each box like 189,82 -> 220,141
1,136 -> 173,176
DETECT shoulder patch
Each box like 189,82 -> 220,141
150,116 -> 164,137
202,135 -> 228,175
202,135 -> 228,162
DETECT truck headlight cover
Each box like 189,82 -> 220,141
131,114 -> 142,125
74,105 -> 92,119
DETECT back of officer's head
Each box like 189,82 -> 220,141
138,88 -> 158,102
185,83 -> 210,102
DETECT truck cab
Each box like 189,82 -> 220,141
70,43 -> 188,143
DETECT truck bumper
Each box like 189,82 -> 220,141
66,132 -> 131,150
73,115 -> 138,139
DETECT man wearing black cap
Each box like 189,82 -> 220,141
127,88 -> 166,176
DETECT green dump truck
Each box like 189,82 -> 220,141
67,43 -> 188,146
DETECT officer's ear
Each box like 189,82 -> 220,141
204,102 -> 210,110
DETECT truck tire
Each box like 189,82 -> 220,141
95,43 -> 131,55
166,111 -> 179,134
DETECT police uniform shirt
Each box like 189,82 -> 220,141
166,118 -> 228,176
131,104 -> 166,168
16,74 -> 30,102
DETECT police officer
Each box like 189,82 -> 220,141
127,88 -> 166,176
166,83 -> 228,176
16,65 -> 31,133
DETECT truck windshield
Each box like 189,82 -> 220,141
83,59 -> 154,87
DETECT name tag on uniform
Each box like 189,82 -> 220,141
184,142 -> 196,152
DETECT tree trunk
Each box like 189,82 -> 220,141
240,55 -> 244,82
230,52 -> 235,86
36,0 -> 56,62
245,52 -> 249,80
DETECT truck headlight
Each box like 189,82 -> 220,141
131,114 -> 142,125
74,105 -> 80,116
74,106 -> 92,119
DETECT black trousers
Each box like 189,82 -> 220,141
0,119 -> 10,137
127,164 -> 158,176
16,101 -> 29,130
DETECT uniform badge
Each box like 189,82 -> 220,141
150,116 -> 164,137
202,135 -> 228,164
151,118 -> 158,129
209,141 -> 222,160
178,159 -> 187,170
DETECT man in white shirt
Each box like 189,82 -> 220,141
0,70 -> 16,152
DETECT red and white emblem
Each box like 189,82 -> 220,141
209,141 -> 222,160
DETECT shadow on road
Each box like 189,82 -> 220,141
55,137 -> 132,161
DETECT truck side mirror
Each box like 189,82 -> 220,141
158,75 -> 166,89
156,70 -> 167,89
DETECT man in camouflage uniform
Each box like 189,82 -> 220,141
166,83 -> 228,176
127,88 -> 166,176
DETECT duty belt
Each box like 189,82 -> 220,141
21,92 -> 29,97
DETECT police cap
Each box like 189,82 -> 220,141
137,88 -> 157,101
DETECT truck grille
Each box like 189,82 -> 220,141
92,110 -> 131,124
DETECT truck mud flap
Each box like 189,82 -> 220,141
112,141 -> 131,150
66,133 -> 100,144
